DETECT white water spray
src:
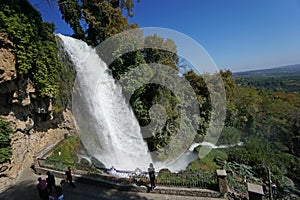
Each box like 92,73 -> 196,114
58,34 -> 154,170
58,34 -> 200,171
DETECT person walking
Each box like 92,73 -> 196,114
148,163 -> 156,190
65,166 -> 76,188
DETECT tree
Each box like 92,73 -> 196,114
58,0 -> 84,39
216,126 -> 241,146
143,34 -> 179,69
57,0 -> 140,45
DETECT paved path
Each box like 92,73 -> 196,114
0,164 -> 224,200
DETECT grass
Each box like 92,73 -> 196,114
47,136 -> 80,164
44,136 -> 106,173
187,147 -> 228,172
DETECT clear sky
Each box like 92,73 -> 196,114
29,0 -> 300,72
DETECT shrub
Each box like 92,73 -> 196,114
0,120 -> 13,163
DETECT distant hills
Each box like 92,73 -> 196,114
233,64 -> 300,78
233,64 -> 300,93
233,64 -> 300,77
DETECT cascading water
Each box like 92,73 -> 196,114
58,34 -> 153,170
57,34 -> 199,171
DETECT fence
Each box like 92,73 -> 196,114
37,158 -> 218,190
156,171 -> 218,190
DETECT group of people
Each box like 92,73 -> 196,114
35,163 -> 156,199
36,171 -> 63,200
35,167 -> 75,200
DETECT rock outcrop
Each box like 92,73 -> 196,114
0,33 -> 16,84
0,34 -> 76,191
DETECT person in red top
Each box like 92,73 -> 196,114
36,177 -> 48,199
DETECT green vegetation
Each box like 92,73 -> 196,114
216,126 -> 241,146
55,38 -> 76,111
156,170 -> 217,189
58,0 -> 139,45
188,148 -> 227,172
0,120 -> 13,163
44,136 -> 80,171
185,69 -> 300,197
44,136 -> 105,173
54,0 -> 210,160
234,64 -> 300,94
0,0 -> 75,112
235,75 -> 300,94
47,136 -> 80,163
1,0 -> 299,197
58,2 -> 300,197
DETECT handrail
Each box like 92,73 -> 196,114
37,158 -> 218,190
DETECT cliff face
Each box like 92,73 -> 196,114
0,34 -> 76,191
0,34 -> 16,84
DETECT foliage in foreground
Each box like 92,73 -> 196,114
0,120 -> 13,163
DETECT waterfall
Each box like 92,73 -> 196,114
58,34 -> 153,170
57,34 -> 199,171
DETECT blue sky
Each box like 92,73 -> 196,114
29,0 -> 300,72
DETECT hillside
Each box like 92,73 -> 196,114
233,64 -> 300,77
233,64 -> 300,93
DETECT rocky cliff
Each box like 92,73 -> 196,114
0,34 -> 76,191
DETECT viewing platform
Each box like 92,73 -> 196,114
34,158 -> 225,199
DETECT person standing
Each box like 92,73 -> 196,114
46,171 -> 56,194
30,163 -> 37,173
148,163 -> 156,190
36,177 -> 48,199
65,166 -> 76,188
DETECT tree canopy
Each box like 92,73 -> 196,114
58,0 -> 140,45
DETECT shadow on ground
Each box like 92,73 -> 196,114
0,180 -> 39,200
0,179 -> 150,200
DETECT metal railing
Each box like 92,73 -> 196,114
37,158 -> 218,190
156,171 -> 218,190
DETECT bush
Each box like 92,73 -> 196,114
0,119 -> 13,163
188,148 -> 227,172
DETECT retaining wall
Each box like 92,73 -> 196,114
36,167 -> 223,198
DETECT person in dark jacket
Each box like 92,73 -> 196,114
46,171 -> 56,194
65,166 -> 76,188
148,163 -> 156,190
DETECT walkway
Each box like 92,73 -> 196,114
0,164 -> 225,200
